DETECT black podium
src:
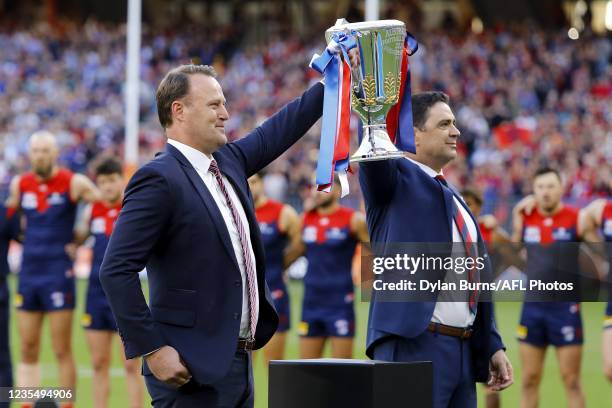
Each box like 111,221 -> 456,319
269,359 -> 432,408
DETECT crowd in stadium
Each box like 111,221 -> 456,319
0,18 -> 610,220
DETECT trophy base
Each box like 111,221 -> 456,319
350,150 -> 405,163
350,125 -> 406,163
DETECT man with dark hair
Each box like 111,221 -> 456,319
74,157 -> 143,408
512,167 -> 586,408
100,52 -> 356,406
359,91 -> 513,408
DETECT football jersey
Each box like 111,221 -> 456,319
19,168 -> 76,260
602,201 -> 612,243
89,200 -> 121,289
521,205 -> 580,300
302,206 -> 357,298
478,221 -> 493,244
602,201 -> 612,300
255,200 -> 287,290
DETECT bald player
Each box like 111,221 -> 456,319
298,179 -> 369,359
6,131 -> 99,408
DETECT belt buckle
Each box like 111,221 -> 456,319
239,337 -> 254,351
461,328 -> 472,340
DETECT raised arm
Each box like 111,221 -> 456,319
70,173 -> 101,203
5,176 -> 21,210
99,165 -> 170,358
73,203 -> 92,246
351,211 -> 369,243
511,206 -> 525,243
358,159 -> 398,206
579,199 -> 606,243
229,82 -> 324,177
279,204 -> 304,268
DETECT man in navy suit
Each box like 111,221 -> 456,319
99,63 -> 329,407
360,92 -> 513,408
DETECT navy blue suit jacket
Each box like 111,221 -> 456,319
100,83 -> 323,385
0,205 -> 19,278
359,158 -> 505,382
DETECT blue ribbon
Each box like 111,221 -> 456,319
310,32 -> 357,188
394,33 -> 419,154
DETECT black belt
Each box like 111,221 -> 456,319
237,338 -> 255,351
427,322 -> 473,340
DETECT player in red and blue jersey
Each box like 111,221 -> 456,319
5,131 -> 99,407
298,179 -> 368,359
74,157 -> 143,408
579,197 -> 612,383
512,167 -> 586,408
248,173 -> 301,365
0,204 -> 20,403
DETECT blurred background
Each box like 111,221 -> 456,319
1,0 -> 610,218
0,0 -> 610,407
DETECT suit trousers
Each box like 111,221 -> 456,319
145,349 -> 254,408
372,330 -> 476,408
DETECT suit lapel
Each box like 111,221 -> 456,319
404,159 -> 454,238
166,144 -> 241,271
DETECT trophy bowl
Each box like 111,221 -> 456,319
326,19 -> 407,162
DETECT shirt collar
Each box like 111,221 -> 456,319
405,157 -> 443,178
167,138 -> 213,172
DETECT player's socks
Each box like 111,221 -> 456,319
16,362 -> 40,387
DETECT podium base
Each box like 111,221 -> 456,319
269,358 -> 432,408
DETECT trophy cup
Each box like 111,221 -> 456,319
326,19 -> 408,162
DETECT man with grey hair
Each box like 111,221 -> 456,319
100,56 -> 354,406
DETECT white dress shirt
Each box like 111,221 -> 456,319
406,158 -> 478,327
168,138 -> 259,338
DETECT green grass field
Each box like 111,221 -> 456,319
7,276 -> 611,407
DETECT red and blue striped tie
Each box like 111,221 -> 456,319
436,175 -> 479,314
209,159 -> 258,340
